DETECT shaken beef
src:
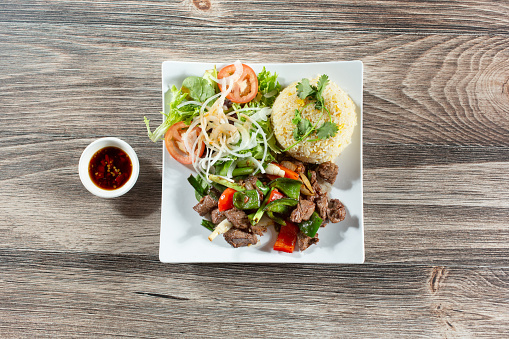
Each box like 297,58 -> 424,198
327,199 -> 346,223
289,198 -> 316,223
224,207 -> 251,231
211,208 -> 226,224
304,193 -> 316,203
317,162 -> 339,184
193,195 -> 217,216
293,160 -> 306,174
250,224 -> 266,236
297,232 -> 319,251
315,195 -> 328,221
223,228 -> 258,248
307,170 -> 330,214
243,176 -> 258,190
309,170 -> 328,197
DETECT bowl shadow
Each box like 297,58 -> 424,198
111,156 -> 162,219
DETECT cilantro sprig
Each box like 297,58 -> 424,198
284,75 -> 339,151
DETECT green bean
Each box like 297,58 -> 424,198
208,174 -> 245,191
232,167 -> 254,177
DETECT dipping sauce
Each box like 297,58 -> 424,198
88,147 -> 132,190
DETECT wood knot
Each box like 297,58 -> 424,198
429,266 -> 446,293
193,0 -> 211,10
502,77 -> 509,95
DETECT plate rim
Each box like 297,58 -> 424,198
159,60 -> 364,264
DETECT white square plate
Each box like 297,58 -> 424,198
159,61 -> 364,263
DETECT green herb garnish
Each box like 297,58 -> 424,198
285,75 -> 340,151
296,74 -> 329,110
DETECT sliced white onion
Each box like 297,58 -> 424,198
264,89 -> 278,98
250,107 -> 272,122
208,219 -> 233,241
226,160 -> 237,178
247,156 -> 265,174
219,60 -> 243,92
241,113 -> 269,167
265,163 -> 285,177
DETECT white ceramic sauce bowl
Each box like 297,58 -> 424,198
79,137 -> 139,198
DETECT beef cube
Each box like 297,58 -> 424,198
297,232 -> 319,251
315,195 -> 328,221
317,162 -> 339,184
243,176 -> 258,190
304,193 -> 316,203
223,228 -> 258,248
211,208 -> 226,224
193,195 -> 217,216
243,175 -> 264,200
250,224 -> 266,236
224,207 -> 251,230
293,161 -> 306,174
289,198 -> 316,223
307,170 -> 325,202
327,199 -> 346,223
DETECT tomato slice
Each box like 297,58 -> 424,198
165,121 -> 205,165
218,188 -> 237,212
217,63 -> 258,103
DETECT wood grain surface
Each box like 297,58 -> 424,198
1,0 -> 508,337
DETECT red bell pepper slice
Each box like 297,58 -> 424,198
267,189 -> 284,203
273,220 -> 299,253
272,163 -> 300,180
218,188 -> 237,211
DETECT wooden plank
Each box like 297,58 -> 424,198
365,204 -> 509,266
1,250 -> 508,338
1,0 -> 509,35
1,28 -> 508,147
363,144 -> 509,168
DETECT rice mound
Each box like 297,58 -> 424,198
271,76 -> 357,164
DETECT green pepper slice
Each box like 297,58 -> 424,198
209,174 -> 246,192
232,167 -> 254,177
298,211 -> 323,237
267,211 -> 286,225
255,180 -> 270,196
250,187 -> 276,225
233,190 -> 260,210
264,198 -> 298,214
188,174 -> 209,200
268,178 -> 302,200
201,219 -> 216,232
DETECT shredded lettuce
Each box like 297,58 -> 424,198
144,85 -> 200,142
203,65 -> 218,92
255,67 -> 282,107
257,119 -> 281,154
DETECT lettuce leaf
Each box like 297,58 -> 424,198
254,67 -> 281,107
182,76 -> 215,102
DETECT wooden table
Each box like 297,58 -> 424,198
1,1 -> 508,337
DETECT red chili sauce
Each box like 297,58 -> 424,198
89,147 -> 132,190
